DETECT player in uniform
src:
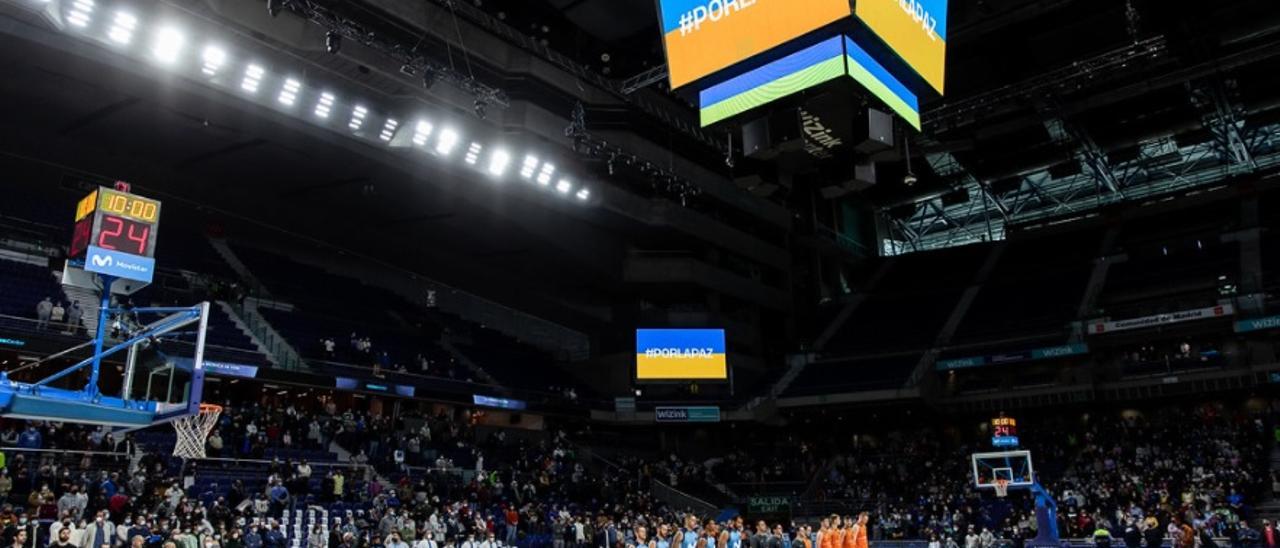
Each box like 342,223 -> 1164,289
842,516 -> 857,548
701,521 -> 722,548
819,516 -> 836,548
677,516 -> 700,548
656,523 -> 673,548
852,513 -> 869,548
632,525 -> 652,548
726,517 -> 744,548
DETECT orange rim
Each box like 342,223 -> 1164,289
197,403 -> 222,413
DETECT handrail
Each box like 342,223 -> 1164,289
0,446 -> 130,458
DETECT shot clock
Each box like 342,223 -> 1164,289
70,186 -> 161,283
991,416 -> 1019,448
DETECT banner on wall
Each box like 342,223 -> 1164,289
1235,315 -> 1280,333
1087,304 -> 1234,335
655,406 -> 722,423
936,343 -> 1088,371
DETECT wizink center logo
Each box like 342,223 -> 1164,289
897,0 -> 940,41
655,408 -> 690,421
677,0 -> 758,36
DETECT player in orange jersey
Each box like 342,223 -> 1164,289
852,513 -> 869,548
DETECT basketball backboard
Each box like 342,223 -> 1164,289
971,450 -> 1035,489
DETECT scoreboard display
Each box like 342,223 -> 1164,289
71,187 -> 162,284
991,416 -> 1019,447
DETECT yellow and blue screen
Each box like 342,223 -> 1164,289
657,0 -> 853,89
856,0 -> 948,93
636,328 -> 728,380
699,36 -> 920,129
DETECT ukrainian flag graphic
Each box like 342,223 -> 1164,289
697,36 -> 920,130
636,329 -> 728,380
855,0 -> 948,94
658,0 -> 853,89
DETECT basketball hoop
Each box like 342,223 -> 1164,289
994,478 -> 1010,498
172,403 -> 221,460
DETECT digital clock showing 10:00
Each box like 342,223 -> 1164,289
70,186 -> 163,261
98,188 -> 160,223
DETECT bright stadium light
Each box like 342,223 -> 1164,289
314,92 -> 334,118
106,11 -> 136,45
277,78 -> 301,106
536,163 -> 556,186
464,142 -> 483,165
241,64 -> 265,94
555,179 -> 573,194
575,188 -> 591,201
488,150 -> 511,177
379,118 -> 399,142
412,120 -> 433,146
201,45 -> 227,76
520,155 -> 539,179
348,105 -> 367,131
151,26 -> 186,65
66,0 -> 94,28
435,127 -> 459,155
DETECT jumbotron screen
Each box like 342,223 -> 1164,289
635,328 -> 728,380
656,0 -> 853,89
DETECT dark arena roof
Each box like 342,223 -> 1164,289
0,0 -> 1279,545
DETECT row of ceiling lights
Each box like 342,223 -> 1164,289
21,0 -> 592,203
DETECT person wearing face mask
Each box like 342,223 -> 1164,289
125,518 -> 149,545
261,524 -> 284,548
240,527 -> 261,548
9,515 -> 31,548
79,512 -> 113,548
387,533 -> 410,548
306,524 -> 325,548
49,515 -> 76,547
51,527 -> 75,548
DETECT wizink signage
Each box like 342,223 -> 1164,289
655,406 -> 722,423
936,343 -> 1088,371
1235,315 -> 1280,333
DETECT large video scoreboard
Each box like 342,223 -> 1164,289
70,186 -> 162,283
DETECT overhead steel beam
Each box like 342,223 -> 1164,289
622,65 -> 670,95
883,121 -> 1280,254
1188,78 -> 1258,171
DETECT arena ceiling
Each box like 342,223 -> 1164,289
499,0 -> 1280,253
2,0 -> 1280,334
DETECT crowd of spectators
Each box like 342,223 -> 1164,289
0,394 -> 1272,548
809,405 -> 1271,546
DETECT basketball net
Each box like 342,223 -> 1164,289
172,403 -> 222,460
994,478 -> 1010,498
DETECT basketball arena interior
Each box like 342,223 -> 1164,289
1,0 -> 1279,547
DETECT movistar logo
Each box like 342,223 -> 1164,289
91,254 -> 113,268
